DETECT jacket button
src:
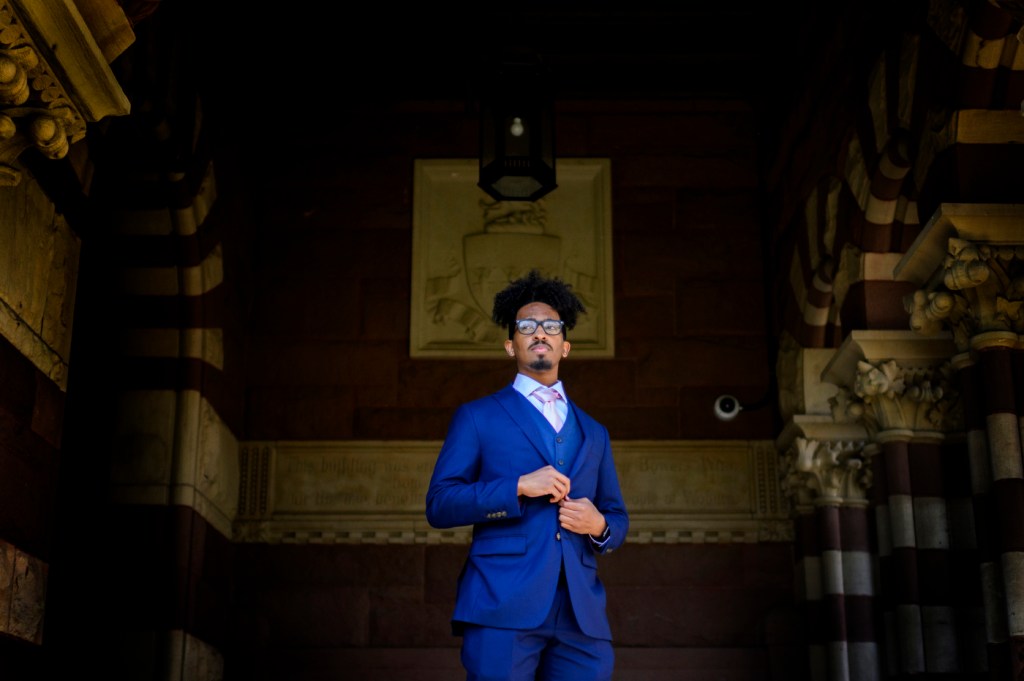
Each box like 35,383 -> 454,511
556,532 -> 561,540
557,459 -> 564,466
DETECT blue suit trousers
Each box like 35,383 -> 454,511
460,570 -> 614,681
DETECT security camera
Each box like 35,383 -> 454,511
714,395 -> 742,421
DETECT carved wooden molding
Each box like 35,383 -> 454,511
234,440 -> 792,545
0,0 -> 130,185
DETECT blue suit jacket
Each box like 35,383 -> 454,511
425,384 -> 629,640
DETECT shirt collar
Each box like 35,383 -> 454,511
513,373 -> 567,401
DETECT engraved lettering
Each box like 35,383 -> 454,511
320,457 -> 377,476
315,491 -> 370,505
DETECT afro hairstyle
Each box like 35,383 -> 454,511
492,269 -> 587,339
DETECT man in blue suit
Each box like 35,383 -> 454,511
426,269 -> 629,681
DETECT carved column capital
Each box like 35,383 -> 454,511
780,436 -> 870,508
0,0 -> 130,185
835,357 -> 961,435
776,415 -> 870,509
905,239 -> 1024,350
820,330 -> 961,437
896,203 -> 1024,352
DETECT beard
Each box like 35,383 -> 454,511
528,357 -> 553,372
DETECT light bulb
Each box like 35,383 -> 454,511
509,117 -> 525,137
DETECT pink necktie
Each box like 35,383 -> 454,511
533,387 -> 564,431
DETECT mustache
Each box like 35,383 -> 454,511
529,341 -> 552,350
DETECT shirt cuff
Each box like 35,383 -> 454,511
590,525 -> 611,547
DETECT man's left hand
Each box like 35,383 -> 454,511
557,496 -> 607,536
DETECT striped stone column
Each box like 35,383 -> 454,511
876,429 -> 925,674
942,430 -> 987,675
819,503 -> 852,681
898,213 -> 1024,680
973,331 -> 1024,678
94,153 -> 235,680
782,436 -> 878,681
821,332 -> 970,680
954,350 -> 1004,676
866,441 -> 898,677
908,432 -> 958,672
794,506 -> 828,681
838,502 -> 877,680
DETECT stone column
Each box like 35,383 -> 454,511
975,332 -> 1024,680
819,329 -> 961,676
780,417 -> 876,681
896,203 -> 1024,679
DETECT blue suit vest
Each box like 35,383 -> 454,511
524,398 -> 582,473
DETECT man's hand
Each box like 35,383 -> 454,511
518,465 -> 571,503
558,496 -> 607,536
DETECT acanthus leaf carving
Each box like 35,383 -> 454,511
831,358 -> 961,435
909,238 -> 1024,349
780,437 -> 870,506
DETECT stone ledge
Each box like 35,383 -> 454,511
234,440 -> 793,545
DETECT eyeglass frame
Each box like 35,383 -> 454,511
512,318 -> 566,337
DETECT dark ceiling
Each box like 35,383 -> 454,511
159,0 -> 1024,138
101,1 -> 908,204
198,3 -> 811,107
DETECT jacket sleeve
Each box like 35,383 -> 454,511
591,424 -> 629,553
424,403 -> 523,529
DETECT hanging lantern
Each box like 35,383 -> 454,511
478,62 -> 556,202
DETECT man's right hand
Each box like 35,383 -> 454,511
518,465 -> 571,503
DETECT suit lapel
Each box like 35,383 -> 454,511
494,385 -> 555,465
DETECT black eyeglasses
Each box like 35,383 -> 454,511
515,318 -> 565,335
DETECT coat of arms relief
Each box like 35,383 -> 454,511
411,158 -> 614,358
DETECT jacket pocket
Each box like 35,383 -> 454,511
469,534 -> 527,556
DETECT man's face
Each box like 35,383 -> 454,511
504,302 -> 570,378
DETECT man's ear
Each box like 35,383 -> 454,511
504,339 -> 515,357
562,341 -> 570,357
